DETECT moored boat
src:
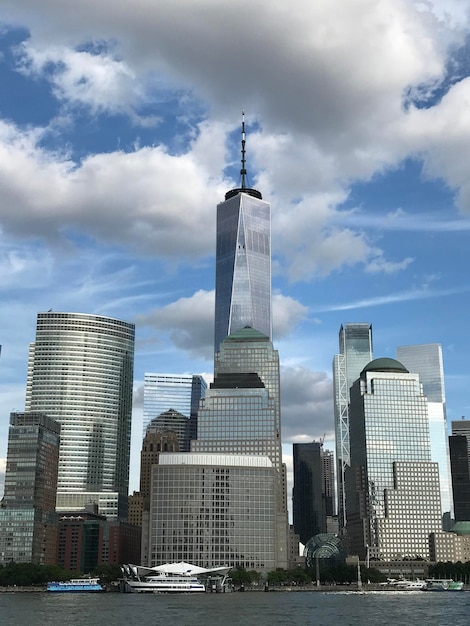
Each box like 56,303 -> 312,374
47,577 -> 104,592
423,578 -> 464,592
120,562 -> 231,593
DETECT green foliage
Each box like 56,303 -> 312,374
429,561 -> 470,581
91,563 -> 122,583
0,562 -> 76,587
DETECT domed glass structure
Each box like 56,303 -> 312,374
303,534 -> 346,567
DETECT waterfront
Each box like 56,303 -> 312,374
0,590 -> 469,626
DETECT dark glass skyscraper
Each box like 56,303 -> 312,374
292,442 -> 326,545
214,117 -> 271,354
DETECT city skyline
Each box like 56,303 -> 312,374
2,2 -> 470,500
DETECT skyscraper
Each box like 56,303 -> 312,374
449,435 -> 470,522
450,418 -> 470,520
346,358 -> 442,560
292,441 -> 326,545
396,343 -> 452,516
214,115 -> 271,354
333,323 -> 373,528
25,312 -> 135,519
142,373 -> 207,442
0,412 -> 60,564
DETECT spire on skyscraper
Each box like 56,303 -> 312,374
225,112 -> 262,200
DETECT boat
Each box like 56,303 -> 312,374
423,578 -> 464,592
385,579 -> 426,591
47,577 -> 104,592
120,562 -> 231,593
123,571 -> 206,593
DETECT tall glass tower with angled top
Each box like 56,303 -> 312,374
214,115 -> 271,354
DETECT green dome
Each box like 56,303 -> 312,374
361,357 -> 409,374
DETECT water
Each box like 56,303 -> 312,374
1,590 -> 469,626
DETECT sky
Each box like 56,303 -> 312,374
1,1 -> 470,506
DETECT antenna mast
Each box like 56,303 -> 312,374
240,111 -> 247,189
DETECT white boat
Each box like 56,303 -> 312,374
121,562 -> 231,594
423,578 -> 464,592
47,577 -> 103,592
124,571 -> 206,593
387,579 -> 426,591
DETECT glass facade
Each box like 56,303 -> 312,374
333,323 -> 373,526
346,361 -> 442,560
142,373 -> 207,443
150,454 -> 278,570
214,192 -> 272,354
397,344 -> 453,515
25,312 -> 135,519
292,442 -> 326,545
1,412 -> 60,565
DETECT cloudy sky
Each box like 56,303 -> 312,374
1,1 -> 470,503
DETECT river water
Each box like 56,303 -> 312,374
1,590 -> 469,626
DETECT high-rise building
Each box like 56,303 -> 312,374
346,358 -> 442,560
0,412 -> 60,564
292,442 -> 326,545
25,312 -> 135,519
142,373 -> 207,443
194,326 -> 282,472
214,116 -> 271,354
150,453 -> 279,570
450,418 -> 470,521
449,435 -> 470,522
145,409 -> 191,452
321,448 -> 336,518
333,323 -> 373,528
146,121 -> 287,572
396,343 -> 453,516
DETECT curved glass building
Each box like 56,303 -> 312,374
25,312 -> 135,519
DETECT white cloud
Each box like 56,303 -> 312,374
136,288 -> 309,359
280,366 -> 334,442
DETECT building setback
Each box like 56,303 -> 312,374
25,312 -> 135,519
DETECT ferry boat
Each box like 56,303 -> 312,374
392,579 -> 426,591
47,577 -> 104,592
423,578 -> 464,592
121,562 -> 231,593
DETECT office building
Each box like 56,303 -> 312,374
451,418 -> 470,471
25,312 -> 135,519
57,508 -> 141,573
144,409 -> 190,452
333,323 -> 373,527
142,373 -> 207,443
0,412 -> 60,564
214,116 -> 271,354
397,343 -> 452,516
321,448 -> 336,517
449,433 -> 470,521
346,358 -> 442,560
292,442 -> 326,545
149,453 -> 279,570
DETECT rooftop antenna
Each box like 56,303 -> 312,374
240,110 -> 247,190
224,112 -> 262,201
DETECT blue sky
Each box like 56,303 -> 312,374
1,1 -> 470,500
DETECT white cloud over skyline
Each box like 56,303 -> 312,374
1,0 -> 470,495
